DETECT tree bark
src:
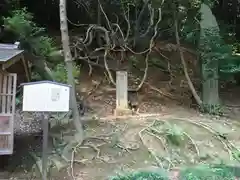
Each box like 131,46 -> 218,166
174,19 -> 202,106
199,3 -> 219,113
26,53 -> 54,80
59,0 -> 84,142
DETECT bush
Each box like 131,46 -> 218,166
179,164 -> 235,180
52,63 -> 81,84
2,8 -> 81,83
3,8 -> 56,57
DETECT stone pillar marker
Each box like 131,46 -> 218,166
114,71 -> 132,116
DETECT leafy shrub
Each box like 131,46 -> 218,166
3,8 -> 56,57
52,63 -> 81,84
3,8 -> 74,82
163,122 -> 185,146
179,164 -> 235,180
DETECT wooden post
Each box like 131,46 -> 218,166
42,113 -> 49,180
114,71 -> 132,116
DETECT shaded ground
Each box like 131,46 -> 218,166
2,63 -> 240,179
1,109 -> 240,180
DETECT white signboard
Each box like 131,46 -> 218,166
22,81 -> 70,112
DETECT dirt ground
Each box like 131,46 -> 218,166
2,109 -> 240,180
1,67 -> 240,180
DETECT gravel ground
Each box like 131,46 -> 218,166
14,109 -> 43,136
0,108 -> 43,179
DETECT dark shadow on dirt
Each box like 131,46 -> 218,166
0,134 -> 42,179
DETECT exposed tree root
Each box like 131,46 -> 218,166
195,121 -> 240,159
145,130 -> 168,153
183,132 -> 200,157
170,118 -> 233,160
50,112 -> 239,180
70,3 -> 164,93
68,139 -> 109,180
138,117 -> 237,170
138,119 -> 176,169
138,130 -> 163,168
144,130 -> 173,169
69,141 -> 83,180
146,121 -> 199,159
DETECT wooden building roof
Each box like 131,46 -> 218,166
0,43 -> 30,82
0,43 -> 24,70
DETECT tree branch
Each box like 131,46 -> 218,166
135,8 -> 162,91
174,17 -> 202,106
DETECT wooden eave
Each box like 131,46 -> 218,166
0,48 -> 30,82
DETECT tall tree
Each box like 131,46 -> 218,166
59,0 -> 84,142
199,3 -> 220,113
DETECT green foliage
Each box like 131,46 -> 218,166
218,21 -> 236,44
52,63 -> 81,84
108,164 -> 236,180
231,150 -> 240,162
180,8 -> 201,46
200,104 -> 223,115
3,8 -> 66,81
180,1 -> 240,81
3,8 -> 45,42
31,71 -> 42,81
109,170 -> 169,180
147,121 -> 185,147
162,122 -> 185,146
179,164 -> 235,180
232,42 -> 240,54
199,27 -> 240,76
199,28 -> 220,76
30,36 -> 56,57
3,8 -> 56,57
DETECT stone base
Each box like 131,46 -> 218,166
114,108 -> 133,116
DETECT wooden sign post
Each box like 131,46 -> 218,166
21,81 -> 71,180
115,71 -> 132,116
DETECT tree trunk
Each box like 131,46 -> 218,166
59,0 -> 84,142
24,53 -> 54,80
29,55 -> 54,80
199,3 -> 220,113
174,19 -> 202,106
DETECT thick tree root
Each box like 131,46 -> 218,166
139,130 -> 164,168
144,130 -> 174,169
138,117 -> 235,169
183,132 -> 200,157
169,118 -> 233,160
